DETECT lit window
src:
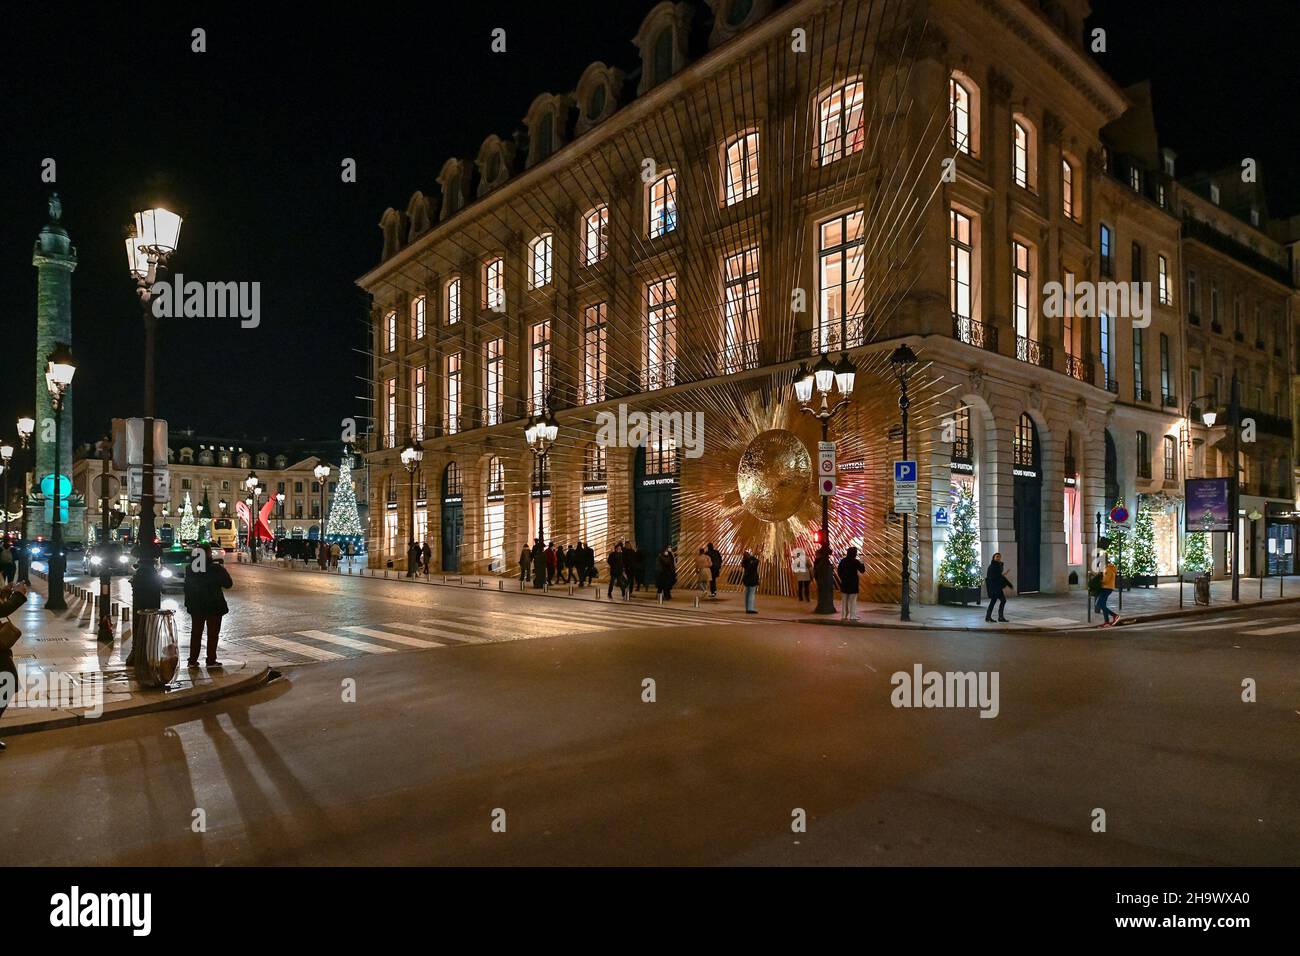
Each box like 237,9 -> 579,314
722,246 -> 760,372
1099,223 -> 1113,276
444,277 -> 462,325
384,309 -> 397,352
583,303 -> 607,405
483,258 -> 505,311
647,171 -> 677,238
949,208 -> 974,323
949,77 -> 970,154
530,320 -> 551,414
385,378 -> 397,448
528,233 -> 553,289
444,352 -> 461,435
1158,255 -> 1172,306
816,79 -> 864,166
722,130 -> 759,205
1129,167 -> 1141,192
413,365 -> 426,440
1012,120 -> 1031,189
583,205 -> 608,265
1011,240 -> 1033,341
1061,158 -> 1075,219
645,276 -> 677,390
817,210 -> 865,351
483,338 -> 503,426
411,294 -> 426,339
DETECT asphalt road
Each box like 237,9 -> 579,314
2,566 -> 1299,865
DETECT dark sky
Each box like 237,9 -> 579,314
1,0 -> 1297,448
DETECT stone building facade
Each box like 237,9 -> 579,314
359,0 -> 1296,598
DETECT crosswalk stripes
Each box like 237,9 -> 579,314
1239,622 -> 1300,636
221,600 -> 737,669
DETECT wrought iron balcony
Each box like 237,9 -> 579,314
1016,335 -> 1053,368
1135,387 -> 1151,403
1162,393 -> 1178,408
717,340 -> 760,375
952,314 -> 998,352
643,360 -> 677,392
1065,354 -> 1093,383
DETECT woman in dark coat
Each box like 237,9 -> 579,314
984,552 -> 1012,623
185,544 -> 234,668
0,581 -> 29,750
655,547 -> 677,600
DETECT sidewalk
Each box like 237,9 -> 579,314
1,570 -> 270,737
251,555 -> 1300,632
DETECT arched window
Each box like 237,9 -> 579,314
486,456 -> 504,497
722,130 -> 760,205
180,447 -> 194,464
952,404 -> 972,464
443,462 -> 463,498
528,233 -> 553,289
220,452 -> 231,467
444,276 -> 462,324
1013,414 -> 1037,469
948,75 -> 974,154
646,171 -> 677,238
816,79 -> 864,166
411,294 -> 427,339
588,84 -> 606,121
1011,114 -> 1037,191
583,205 -> 609,265
482,259 -> 505,311
199,449 -> 214,466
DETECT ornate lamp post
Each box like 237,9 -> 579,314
16,417 -> 34,581
890,344 -> 919,621
43,343 -> 77,612
125,206 -> 182,627
524,408 -> 559,589
244,471 -> 260,562
276,492 -> 286,536
314,464 -> 331,546
795,352 -> 856,614
0,441 -> 13,546
399,439 -> 423,576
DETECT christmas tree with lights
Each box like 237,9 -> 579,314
179,491 -> 199,542
1131,497 -> 1158,576
938,484 -> 982,589
326,450 -> 364,551
1182,508 -> 1214,574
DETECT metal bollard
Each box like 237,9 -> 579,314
499,580 -> 504,591
477,578 -> 483,588
658,593 -> 664,605
121,606 -> 130,622
1260,576 -> 1264,599
694,595 -> 700,608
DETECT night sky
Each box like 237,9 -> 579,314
1,0 -> 1296,448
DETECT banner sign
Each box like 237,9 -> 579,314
1185,477 -> 1233,532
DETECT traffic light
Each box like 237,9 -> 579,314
109,508 -> 126,530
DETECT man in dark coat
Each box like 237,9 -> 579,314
406,541 -> 421,577
530,538 -> 545,588
184,545 -> 234,668
707,543 -> 722,595
606,543 -> 624,598
0,581 -> 29,749
656,546 -> 677,600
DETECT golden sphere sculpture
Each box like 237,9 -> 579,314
736,429 -> 813,523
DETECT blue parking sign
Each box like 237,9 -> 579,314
894,460 -> 916,482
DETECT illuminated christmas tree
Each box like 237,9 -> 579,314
937,484 -> 981,589
1131,498 -> 1158,576
326,450 -> 364,550
179,491 -> 199,542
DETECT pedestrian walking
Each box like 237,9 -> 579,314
707,542 -> 722,597
694,547 -> 711,592
0,580 -> 30,751
519,545 -> 532,583
984,553 -> 1013,623
0,543 -> 14,585
331,541 -> 342,569
420,541 -> 432,575
791,548 -> 810,601
1095,558 -> 1120,627
406,541 -> 421,577
607,542 -> 624,598
837,547 -> 865,620
655,546 -> 677,600
184,544 -> 233,669
741,549 -> 760,613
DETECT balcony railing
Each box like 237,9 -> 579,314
717,340 -> 760,375
1016,335 -> 1053,368
1065,354 -> 1093,383
1162,393 -> 1178,408
1211,320 -> 1224,334
1105,377 -> 1120,394
579,383 -> 606,406
1182,216 -> 1295,287
953,314 -> 998,352
643,360 -> 677,392
1135,387 -> 1151,403
1240,407 -> 1294,439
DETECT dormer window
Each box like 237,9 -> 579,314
274,455 -> 288,469
1128,166 -> 1141,193
726,0 -> 754,26
256,453 -> 269,468
652,28 -> 674,86
536,113 -> 553,159
634,4 -> 692,95
476,136 -> 515,196
588,86 -> 606,121
575,62 -> 623,134
437,159 -> 467,221
180,447 -> 194,464
705,0 -> 768,45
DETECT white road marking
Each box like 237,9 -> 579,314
387,621 -> 492,643
294,629 -> 396,654
244,633 -> 346,661
1240,623 -> 1300,636
343,625 -> 444,648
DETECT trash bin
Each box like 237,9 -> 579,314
134,609 -> 180,688
1194,573 -> 1211,606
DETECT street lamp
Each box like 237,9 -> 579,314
43,343 -> 77,611
314,464 -> 331,546
0,441 -> 13,547
795,352 -> 856,614
125,205 -> 182,635
276,491 -> 286,536
890,343 -> 919,622
524,408 -> 559,588
399,440 -> 422,576
244,471 -> 261,562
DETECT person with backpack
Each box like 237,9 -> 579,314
184,544 -> 234,669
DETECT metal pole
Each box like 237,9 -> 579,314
406,465 -> 415,576
814,416 -> 836,615
1230,373 -> 1240,602
97,448 -> 113,642
131,288 -> 161,668
47,397 -> 67,611
1,457 -> 8,545
900,375 -> 911,622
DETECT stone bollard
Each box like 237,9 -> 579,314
694,595 -> 700,608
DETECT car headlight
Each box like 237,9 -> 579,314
117,555 -> 129,564
161,569 -> 173,578
90,556 -> 103,565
